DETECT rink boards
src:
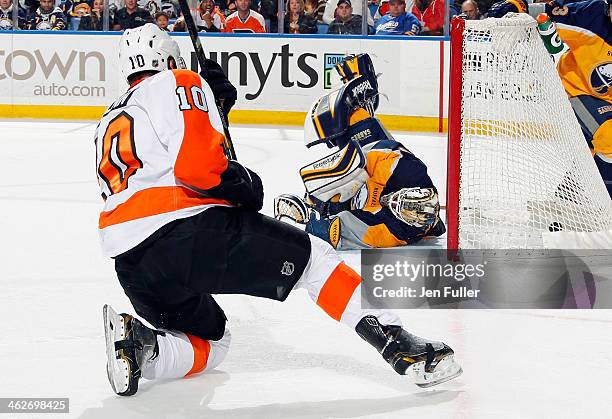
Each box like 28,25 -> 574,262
0,31 -> 449,132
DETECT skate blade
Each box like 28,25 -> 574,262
408,354 -> 463,388
103,304 -> 132,396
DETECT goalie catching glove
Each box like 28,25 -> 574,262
274,194 -> 311,224
274,193 -> 352,225
273,195 -> 342,249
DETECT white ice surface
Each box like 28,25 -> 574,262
0,121 -> 611,419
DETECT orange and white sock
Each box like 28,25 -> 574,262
295,235 -> 402,329
141,328 -> 231,380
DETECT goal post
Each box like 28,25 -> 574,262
446,13 -> 612,250
447,16 -> 465,251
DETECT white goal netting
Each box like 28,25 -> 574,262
453,14 -> 612,249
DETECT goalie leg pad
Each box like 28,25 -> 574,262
300,141 -> 368,203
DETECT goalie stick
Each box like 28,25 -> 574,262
177,0 -> 237,160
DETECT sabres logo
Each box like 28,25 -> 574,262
0,18 -> 12,30
590,62 -> 612,96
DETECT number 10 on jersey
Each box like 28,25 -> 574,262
176,85 -> 209,112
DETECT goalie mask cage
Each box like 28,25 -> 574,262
446,14 -> 612,250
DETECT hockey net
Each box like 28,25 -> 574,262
447,14 -> 612,249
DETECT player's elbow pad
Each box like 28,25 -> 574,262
206,161 -> 264,211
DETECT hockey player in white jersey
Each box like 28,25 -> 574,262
98,24 -> 461,396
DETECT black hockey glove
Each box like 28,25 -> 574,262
207,161 -> 264,211
200,58 -> 237,117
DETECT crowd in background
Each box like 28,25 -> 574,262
0,0 -> 513,35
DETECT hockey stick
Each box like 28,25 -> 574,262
177,0 -> 238,160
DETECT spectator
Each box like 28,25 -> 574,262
225,0 -> 259,14
171,13 -> 185,31
27,0 -> 67,29
224,0 -> 265,32
196,0 -> 225,31
65,0 -> 92,18
327,0 -> 363,34
411,0 -> 443,35
373,0 -> 414,21
211,0 -> 230,14
138,0 -> 161,15
304,0 -> 325,22
0,0 -> 26,29
259,0 -> 277,31
112,0 -> 153,30
284,0 -> 316,33
460,0 -> 480,19
374,0 -> 420,35
160,0 -> 178,17
323,0 -> 373,27
476,0 -> 496,16
20,0 -> 38,15
78,0 -> 111,30
223,0 -> 237,16
110,0 -> 162,15
154,10 -> 169,30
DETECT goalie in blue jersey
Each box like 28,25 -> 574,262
542,0 -> 612,196
274,54 -> 446,250
474,0 -> 612,195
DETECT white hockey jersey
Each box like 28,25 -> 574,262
95,69 -> 231,257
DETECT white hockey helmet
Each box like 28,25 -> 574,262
119,23 -> 185,83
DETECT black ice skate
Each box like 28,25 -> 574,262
356,316 -> 462,388
103,304 -> 161,396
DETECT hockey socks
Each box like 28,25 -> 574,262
140,328 -> 231,380
295,235 -> 401,329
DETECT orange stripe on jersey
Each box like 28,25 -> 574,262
98,186 -> 228,229
172,69 -> 229,191
185,334 -> 211,376
316,262 -> 361,321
